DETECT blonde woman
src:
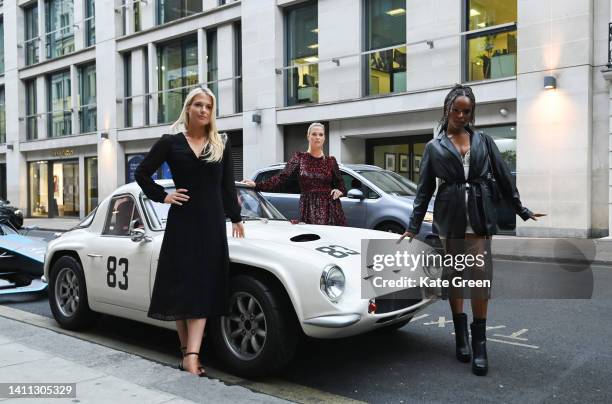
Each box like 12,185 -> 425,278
135,87 -> 245,377
243,122 -> 346,225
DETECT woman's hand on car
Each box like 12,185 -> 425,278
241,179 -> 256,188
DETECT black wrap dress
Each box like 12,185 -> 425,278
135,133 -> 242,321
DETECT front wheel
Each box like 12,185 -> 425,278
48,255 -> 99,330
207,275 -> 298,377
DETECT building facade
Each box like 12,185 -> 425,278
0,0 -> 610,238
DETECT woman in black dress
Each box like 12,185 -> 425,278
135,87 -> 244,376
242,122 -> 347,225
399,85 -> 545,376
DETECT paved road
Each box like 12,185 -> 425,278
3,259 -> 612,403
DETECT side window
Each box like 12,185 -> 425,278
255,169 -> 300,195
342,173 -> 379,199
103,196 -> 142,236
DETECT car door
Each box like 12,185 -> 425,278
254,169 -> 301,221
88,194 -> 153,312
339,171 -> 369,228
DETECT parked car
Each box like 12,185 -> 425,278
0,218 -> 47,293
252,163 -> 435,237
0,199 -> 24,229
44,180 -> 436,376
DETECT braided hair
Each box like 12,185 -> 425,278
438,84 -> 476,134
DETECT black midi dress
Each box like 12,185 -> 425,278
135,133 -> 242,321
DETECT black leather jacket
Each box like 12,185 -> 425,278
408,128 -> 533,237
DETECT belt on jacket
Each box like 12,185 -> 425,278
439,177 -> 487,189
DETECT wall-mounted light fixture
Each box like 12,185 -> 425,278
252,112 -> 261,124
100,132 -> 109,140
499,108 -> 509,117
6,144 -> 14,151
544,76 -> 557,90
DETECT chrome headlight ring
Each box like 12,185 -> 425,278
320,264 -> 346,302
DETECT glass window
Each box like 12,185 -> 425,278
234,22 -> 242,113
85,157 -> 98,214
85,0 -> 95,47
134,0 -> 142,32
157,0 -> 202,25
157,36 -> 198,124
103,195 -> 141,236
45,0 -> 75,59
357,170 -> 417,197
466,0 -> 517,81
126,153 -> 171,183
48,70 -> 72,137
364,0 -> 406,96
206,29 -> 218,109
0,87 -> 5,144
29,162 -> 49,217
0,19 -> 4,74
25,80 -> 38,140
25,5 -> 40,65
124,53 -> 132,127
285,2 -> 318,106
79,63 -> 97,133
52,160 -> 80,217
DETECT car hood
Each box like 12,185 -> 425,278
0,234 -> 47,263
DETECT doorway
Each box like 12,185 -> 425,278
366,135 -> 431,183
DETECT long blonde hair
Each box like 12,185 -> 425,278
170,86 -> 225,162
306,122 -> 325,154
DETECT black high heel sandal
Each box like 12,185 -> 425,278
179,352 -> 207,377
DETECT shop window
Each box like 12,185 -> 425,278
126,154 -> 171,183
465,0 -> 517,81
157,35 -> 198,124
364,0 -> 406,96
29,160 -> 80,218
48,70 -> 72,137
85,157 -> 98,214
25,80 -> 38,140
285,1 -> 318,106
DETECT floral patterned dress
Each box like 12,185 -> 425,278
256,152 -> 347,226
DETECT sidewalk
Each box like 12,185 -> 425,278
0,315 -> 289,404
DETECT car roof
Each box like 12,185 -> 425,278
117,180 -> 249,196
261,163 -> 382,172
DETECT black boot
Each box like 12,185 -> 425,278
470,320 -> 488,376
452,313 -> 471,363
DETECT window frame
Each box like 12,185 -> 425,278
101,194 -> 143,237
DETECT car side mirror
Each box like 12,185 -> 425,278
347,189 -> 365,200
129,219 -> 151,243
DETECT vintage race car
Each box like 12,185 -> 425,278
44,180 -> 435,376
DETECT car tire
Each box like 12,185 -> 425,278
376,222 -> 404,234
48,255 -> 99,330
207,275 -> 299,377
376,317 -> 413,333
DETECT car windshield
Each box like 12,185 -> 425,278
356,170 -> 418,196
143,187 -> 287,230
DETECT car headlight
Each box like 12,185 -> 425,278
14,210 -> 23,217
320,265 -> 345,301
423,212 -> 434,223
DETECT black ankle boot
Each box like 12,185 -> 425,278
452,313 -> 471,363
470,320 -> 488,376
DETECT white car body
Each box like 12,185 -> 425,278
44,180 -> 435,374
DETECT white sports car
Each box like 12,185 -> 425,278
44,180 -> 435,376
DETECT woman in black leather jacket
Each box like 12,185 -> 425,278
400,84 -> 545,376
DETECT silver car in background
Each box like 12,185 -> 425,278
251,163 -> 435,238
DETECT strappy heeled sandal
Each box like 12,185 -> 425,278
180,352 -> 207,377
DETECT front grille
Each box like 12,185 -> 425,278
375,288 -> 422,314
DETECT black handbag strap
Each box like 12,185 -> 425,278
480,132 -> 496,181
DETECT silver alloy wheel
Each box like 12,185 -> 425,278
221,291 -> 267,361
55,267 -> 80,318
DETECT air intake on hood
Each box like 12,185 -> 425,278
290,234 -> 321,242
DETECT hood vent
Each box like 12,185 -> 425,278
290,234 -> 321,242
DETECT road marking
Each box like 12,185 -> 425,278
0,305 -> 365,404
488,337 -> 539,349
486,325 -> 506,331
423,316 -> 452,328
410,314 -> 429,322
493,328 -> 529,341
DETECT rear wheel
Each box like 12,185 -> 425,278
208,275 -> 298,377
48,255 -> 98,330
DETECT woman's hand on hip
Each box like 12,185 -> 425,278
398,231 -> 416,244
164,189 -> 189,205
330,189 -> 343,200
232,222 -> 245,238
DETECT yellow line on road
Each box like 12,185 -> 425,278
0,305 -> 364,404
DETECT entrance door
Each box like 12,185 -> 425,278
52,161 -> 79,217
366,135 -> 432,183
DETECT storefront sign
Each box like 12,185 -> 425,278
53,149 -> 75,157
